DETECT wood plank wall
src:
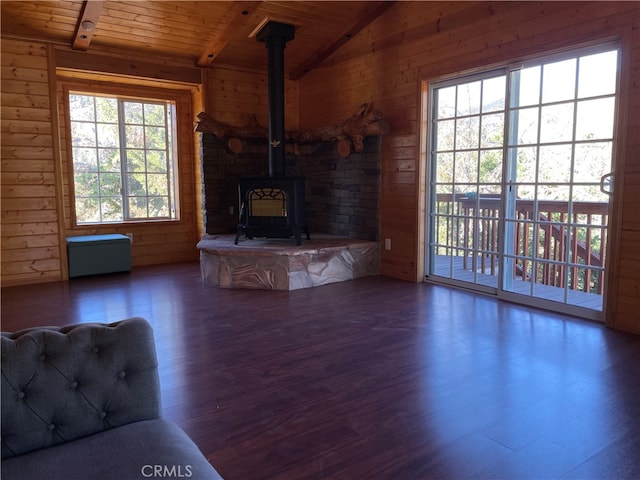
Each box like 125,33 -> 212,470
1,40 -> 204,286
203,66 -> 298,133
1,40 -> 63,285
297,1 -> 640,332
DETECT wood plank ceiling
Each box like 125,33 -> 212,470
0,0 -> 394,79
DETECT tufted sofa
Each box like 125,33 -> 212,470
1,317 -> 223,480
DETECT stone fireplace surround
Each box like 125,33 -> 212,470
200,134 -> 381,240
198,233 -> 380,290
198,134 -> 382,290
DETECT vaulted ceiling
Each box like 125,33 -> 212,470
1,0 -> 395,79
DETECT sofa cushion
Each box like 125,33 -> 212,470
1,318 -> 161,458
1,418 -> 223,480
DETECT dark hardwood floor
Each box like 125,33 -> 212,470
2,262 -> 640,479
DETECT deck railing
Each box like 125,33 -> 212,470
433,193 -> 608,294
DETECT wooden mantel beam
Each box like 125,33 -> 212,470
195,102 -> 390,158
197,1 -> 262,67
289,1 -> 395,80
72,0 -> 105,51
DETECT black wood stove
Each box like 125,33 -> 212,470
235,176 -> 309,245
235,21 -> 309,246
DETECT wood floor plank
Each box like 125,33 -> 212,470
2,262 -> 639,479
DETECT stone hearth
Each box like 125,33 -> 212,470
197,234 -> 380,290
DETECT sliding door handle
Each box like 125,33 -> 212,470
600,173 -> 614,196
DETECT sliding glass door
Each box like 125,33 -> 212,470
426,45 -> 619,319
428,72 -> 506,292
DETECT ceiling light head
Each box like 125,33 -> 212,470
81,20 -> 95,32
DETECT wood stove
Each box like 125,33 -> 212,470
235,20 -> 309,246
235,176 -> 309,246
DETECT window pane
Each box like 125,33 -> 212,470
97,123 -> 119,147
482,76 -> 506,113
479,150 -> 503,183
69,95 -> 95,121
149,197 -> 169,217
126,125 -> 144,148
127,173 -> 147,195
454,151 -> 478,183
539,145 -> 572,183
146,151 -> 167,173
124,102 -> 143,124
100,173 -> 121,195
73,147 -> 98,172
74,173 -> 99,196
71,122 -> 96,147
512,146 -> 537,184
436,119 -> 455,151
574,142 -> 613,182
147,174 -> 168,196
515,183 -> 535,201
540,103 -> 574,143
513,66 -> 540,107
436,153 -> 454,183
480,113 -> 504,147
101,198 -> 123,222
572,185 -> 608,203
437,86 -> 457,119
457,81 -> 481,116
578,51 -> 618,98
575,98 -> 615,140
76,197 -> 100,223
144,104 -> 166,125
145,126 -> 166,149
128,197 -> 148,218
511,107 -> 539,145
95,97 -> 118,123
541,58 -> 576,103
537,184 -> 570,202
126,150 -> 145,172
455,116 -> 479,150
98,149 -> 120,172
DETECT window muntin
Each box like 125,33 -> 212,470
69,93 -> 178,224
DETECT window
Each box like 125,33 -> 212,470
425,43 -> 619,318
69,93 -> 179,224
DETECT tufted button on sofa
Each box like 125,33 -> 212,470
1,317 -> 223,480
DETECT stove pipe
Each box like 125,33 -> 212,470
256,21 -> 295,177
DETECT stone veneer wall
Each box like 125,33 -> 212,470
200,135 -> 267,234
200,134 -> 381,241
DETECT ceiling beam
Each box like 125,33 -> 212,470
197,1 -> 262,67
56,50 -> 202,85
289,1 -> 395,81
72,0 -> 105,51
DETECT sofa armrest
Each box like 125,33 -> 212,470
1,318 -> 161,459
1,419 -> 224,480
